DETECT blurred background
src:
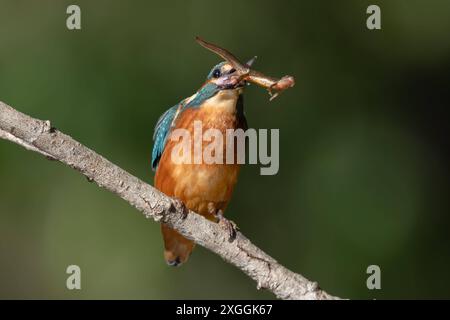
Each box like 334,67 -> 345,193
0,0 -> 449,299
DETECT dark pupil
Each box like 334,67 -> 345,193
213,69 -> 221,78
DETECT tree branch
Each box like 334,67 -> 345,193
0,100 -> 340,300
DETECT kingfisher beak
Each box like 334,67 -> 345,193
246,56 -> 257,67
216,72 -> 247,90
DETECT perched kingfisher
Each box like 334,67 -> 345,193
151,38 -> 294,266
152,60 -> 250,266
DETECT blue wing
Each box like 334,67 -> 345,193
151,103 -> 182,170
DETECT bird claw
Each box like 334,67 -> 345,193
170,197 -> 188,219
215,209 -> 238,242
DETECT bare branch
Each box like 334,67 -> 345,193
0,100 -> 340,300
0,127 -> 54,159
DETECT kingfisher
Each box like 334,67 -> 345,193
151,38 -> 294,266
151,60 -> 250,266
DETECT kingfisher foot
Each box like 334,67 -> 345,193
170,197 -> 188,219
215,209 -> 237,242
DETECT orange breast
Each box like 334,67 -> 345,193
154,99 -> 243,220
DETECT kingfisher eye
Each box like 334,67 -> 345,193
212,69 -> 221,78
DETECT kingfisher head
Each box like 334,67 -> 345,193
183,61 -> 246,109
203,57 -> 256,94
205,61 -> 246,93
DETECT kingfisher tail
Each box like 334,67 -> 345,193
161,224 -> 195,266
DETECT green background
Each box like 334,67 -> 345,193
1,0 -> 449,299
